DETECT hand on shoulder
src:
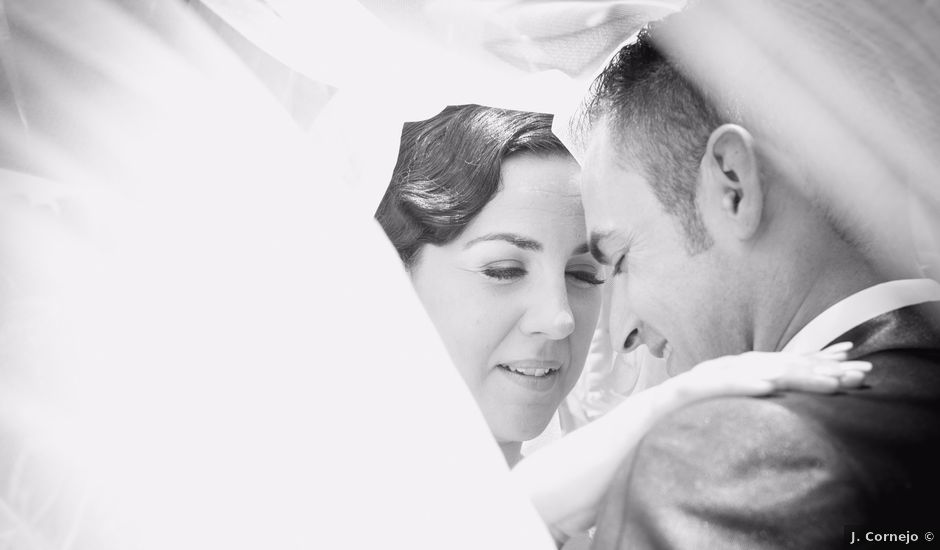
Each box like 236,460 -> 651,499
665,342 -> 870,405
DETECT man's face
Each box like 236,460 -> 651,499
580,125 -> 745,374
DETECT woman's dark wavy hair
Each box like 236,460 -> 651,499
375,105 -> 571,267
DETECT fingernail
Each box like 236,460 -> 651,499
814,351 -> 848,360
840,361 -> 872,372
822,342 -> 854,352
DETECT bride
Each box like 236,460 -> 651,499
375,103 -> 868,543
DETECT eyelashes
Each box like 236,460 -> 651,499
569,271 -> 605,286
482,267 -> 526,280
612,255 -> 626,276
480,266 -> 605,286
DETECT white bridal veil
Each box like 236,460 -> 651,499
0,0 -> 937,548
0,0 -> 674,548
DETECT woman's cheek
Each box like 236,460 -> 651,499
444,288 -> 506,374
571,291 -> 602,361
573,290 -> 602,341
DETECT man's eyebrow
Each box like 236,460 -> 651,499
589,231 -> 611,264
464,233 -> 542,251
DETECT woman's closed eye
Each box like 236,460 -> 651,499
567,268 -> 605,288
481,265 -> 526,281
479,264 -> 605,286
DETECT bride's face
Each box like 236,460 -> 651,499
410,153 -> 603,444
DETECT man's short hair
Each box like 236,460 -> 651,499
579,21 -> 724,252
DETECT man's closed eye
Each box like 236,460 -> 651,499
612,255 -> 626,276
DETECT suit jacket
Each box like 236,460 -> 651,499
591,302 -> 940,549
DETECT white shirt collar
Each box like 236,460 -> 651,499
781,278 -> 940,354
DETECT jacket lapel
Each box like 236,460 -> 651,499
828,301 -> 940,359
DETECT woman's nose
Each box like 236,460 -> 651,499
519,282 -> 575,340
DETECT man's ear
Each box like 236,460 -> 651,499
701,124 -> 762,240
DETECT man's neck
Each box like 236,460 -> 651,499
756,246 -> 887,352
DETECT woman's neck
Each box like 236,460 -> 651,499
500,441 -> 522,468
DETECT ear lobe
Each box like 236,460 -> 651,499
703,124 -> 762,240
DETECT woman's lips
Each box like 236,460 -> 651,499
494,360 -> 563,392
496,359 -> 563,376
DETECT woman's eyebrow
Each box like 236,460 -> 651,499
464,233 -> 542,251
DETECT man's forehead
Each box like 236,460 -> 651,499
578,123 -> 658,236
580,131 -> 637,199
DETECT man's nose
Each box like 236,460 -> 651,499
519,282 -> 575,340
609,291 -> 642,352
621,328 -> 641,352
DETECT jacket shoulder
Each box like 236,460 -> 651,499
593,397 -> 862,549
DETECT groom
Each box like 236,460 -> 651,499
576,2 -> 940,548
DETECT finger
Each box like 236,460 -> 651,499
811,362 -> 847,377
772,353 -> 835,369
819,341 -> 854,354
812,350 -> 849,362
806,360 -> 870,381
775,374 -> 840,394
838,370 -> 866,388
840,361 -> 872,372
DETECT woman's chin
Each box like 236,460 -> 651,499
490,411 -> 555,446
